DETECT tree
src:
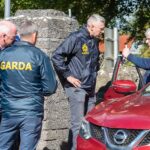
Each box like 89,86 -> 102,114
0,0 -> 4,18
0,0 -> 149,40
117,0 -> 150,40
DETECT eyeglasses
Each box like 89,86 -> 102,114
4,34 -> 16,41
94,26 -> 105,31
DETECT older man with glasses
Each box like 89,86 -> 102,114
0,20 -> 17,122
0,20 -> 17,50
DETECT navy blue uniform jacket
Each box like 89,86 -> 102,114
52,26 -> 100,91
0,41 -> 57,118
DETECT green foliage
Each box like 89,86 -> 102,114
120,0 -> 150,40
139,44 -> 150,58
0,0 -> 133,26
0,0 -> 149,41
0,0 -> 4,18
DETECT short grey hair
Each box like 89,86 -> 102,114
0,24 -> 10,34
87,14 -> 105,26
0,20 -> 15,35
19,20 -> 38,36
145,28 -> 150,37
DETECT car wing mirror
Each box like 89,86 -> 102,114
112,80 -> 137,93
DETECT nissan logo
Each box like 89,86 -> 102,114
113,130 -> 128,145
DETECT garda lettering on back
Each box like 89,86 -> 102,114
0,61 -> 32,71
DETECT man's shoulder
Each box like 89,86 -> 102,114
5,41 -> 47,58
14,41 -> 44,53
35,46 -> 48,57
29,45 -> 48,59
71,29 -> 83,37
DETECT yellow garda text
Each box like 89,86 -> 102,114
0,61 -> 32,71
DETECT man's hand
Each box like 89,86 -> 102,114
122,45 -> 130,58
67,76 -> 81,88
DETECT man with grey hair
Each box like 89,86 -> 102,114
0,20 -> 17,50
122,28 -> 150,83
52,14 -> 105,150
0,20 -> 57,150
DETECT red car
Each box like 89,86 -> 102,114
77,56 -> 150,150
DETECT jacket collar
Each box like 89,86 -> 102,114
80,25 -> 94,39
13,41 -> 34,46
0,45 -> 4,51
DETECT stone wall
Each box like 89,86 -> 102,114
10,9 -> 79,150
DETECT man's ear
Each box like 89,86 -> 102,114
88,24 -> 94,35
32,32 -> 37,45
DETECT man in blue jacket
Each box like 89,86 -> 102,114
0,20 -> 57,150
122,28 -> 150,84
52,14 -> 105,150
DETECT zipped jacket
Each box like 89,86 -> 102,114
0,41 -> 57,117
52,26 -> 100,91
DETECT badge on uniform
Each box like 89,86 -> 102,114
82,43 -> 89,54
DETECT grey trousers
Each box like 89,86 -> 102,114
65,87 -> 96,150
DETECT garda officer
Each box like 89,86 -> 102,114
52,14 -> 105,150
0,20 -> 57,150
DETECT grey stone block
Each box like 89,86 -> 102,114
15,9 -> 67,17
